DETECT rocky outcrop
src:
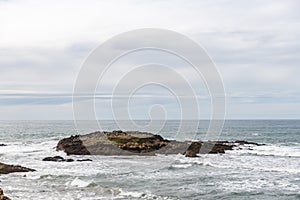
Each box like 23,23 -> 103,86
57,135 -> 90,155
0,162 -> 35,174
0,188 -> 11,200
57,130 -> 262,157
57,130 -> 172,156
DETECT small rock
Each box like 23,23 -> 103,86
43,156 -> 64,162
42,156 -> 74,162
77,159 -> 93,162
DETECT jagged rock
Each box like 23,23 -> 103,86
184,142 -> 202,157
57,135 -> 90,155
183,141 -> 235,157
0,188 -> 11,200
42,156 -> 74,162
0,162 -> 35,174
56,130 -> 262,157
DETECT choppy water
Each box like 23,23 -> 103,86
0,120 -> 299,199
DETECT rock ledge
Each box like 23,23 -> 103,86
0,162 -> 36,175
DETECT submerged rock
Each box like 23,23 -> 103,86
0,162 -> 35,174
57,130 -> 262,157
0,188 -> 11,200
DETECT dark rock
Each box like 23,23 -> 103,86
42,156 -> 74,162
0,162 -> 35,174
56,135 -> 90,155
77,159 -> 93,162
0,144 -> 7,147
183,141 -> 235,157
203,142 -> 234,154
43,156 -> 64,162
184,142 -> 201,157
234,140 -> 262,146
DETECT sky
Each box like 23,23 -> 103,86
0,0 -> 300,120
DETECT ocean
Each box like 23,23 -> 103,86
0,120 -> 299,199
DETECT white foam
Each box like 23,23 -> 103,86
118,189 -> 144,198
252,166 -> 300,174
171,164 -> 192,169
233,144 -> 300,157
68,177 -> 92,188
118,189 -> 174,200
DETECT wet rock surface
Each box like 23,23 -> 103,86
57,130 -> 262,157
0,162 -> 35,174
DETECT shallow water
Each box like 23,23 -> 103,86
0,120 -> 299,199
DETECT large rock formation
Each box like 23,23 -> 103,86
57,130 -> 262,157
0,188 -> 11,200
0,162 -> 35,174
57,130 -> 173,156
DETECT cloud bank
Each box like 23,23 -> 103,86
0,0 -> 299,119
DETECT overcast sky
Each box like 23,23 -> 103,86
0,0 -> 300,120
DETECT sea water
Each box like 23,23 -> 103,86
0,120 -> 299,199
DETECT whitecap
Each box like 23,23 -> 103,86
67,177 -> 93,188
234,144 -> 300,157
171,164 -> 193,169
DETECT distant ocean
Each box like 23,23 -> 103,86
0,120 -> 299,199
